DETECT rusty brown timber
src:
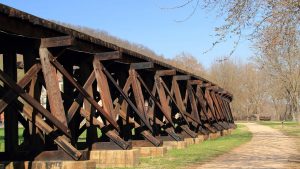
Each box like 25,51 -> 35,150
0,3 -> 235,162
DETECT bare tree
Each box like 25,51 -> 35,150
171,52 -> 205,76
255,25 -> 300,121
208,58 -> 266,120
168,0 -> 300,47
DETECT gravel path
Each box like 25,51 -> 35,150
194,123 -> 299,169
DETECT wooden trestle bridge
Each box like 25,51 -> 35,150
0,4 -> 235,161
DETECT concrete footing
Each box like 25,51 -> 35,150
89,149 -> 139,168
0,161 -> 96,169
184,138 -> 194,146
133,146 -> 167,157
194,135 -> 205,144
163,141 -> 187,150
221,129 -> 229,136
209,131 -> 221,140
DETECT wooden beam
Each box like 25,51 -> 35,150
201,83 -> 212,88
155,70 -> 176,76
39,48 -> 68,128
40,36 -> 73,48
129,69 -> 149,124
93,58 -> 115,119
94,51 -> 122,61
189,80 -> 202,85
173,75 -> 190,81
130,62 -> 154,70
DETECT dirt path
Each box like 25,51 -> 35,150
193,123 -> 299,169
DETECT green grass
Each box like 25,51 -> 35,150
259,121 -> 300,153
0,127 -> 25,152
128,124 -> 252,169
0,127 -> 99,150
259,121 -> 300,138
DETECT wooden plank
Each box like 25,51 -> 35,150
40,36 -> 73,48
180,125 -> 198,138
130,62 -> 154,70
200,83 -> 211,88
189,80 -> 202,85
129,69 -> 149,125
173,75 -> 191,81
172,79 -> 187,113
187,83 -> 201,124
94,51 -> 122,61
155,70 -> 176,76
93,58 -> 115,119
39,48 -> 68,128
0,69 -> 71,137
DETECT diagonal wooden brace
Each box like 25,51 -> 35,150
0,69 -> 71,137
49,55 -> 119,130
101,66 -> 153,132
0,63 -> 41,113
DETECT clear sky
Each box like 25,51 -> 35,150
0,0 -> 253,68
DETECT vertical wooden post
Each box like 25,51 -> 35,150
129,69 -> 148,124
155,77 -> 172,122
187,82 -> 201,124
172,79 -> 186,114
39,48 -> 68,128
218,95 -> 231,122
3,48 -> 18,156
93,58 -> 115,119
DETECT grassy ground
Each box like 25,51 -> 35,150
0,127 -> 24,151
259,121 -> 300,153
128,124 -> 252,169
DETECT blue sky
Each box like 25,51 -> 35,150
0,0 -> 253,68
